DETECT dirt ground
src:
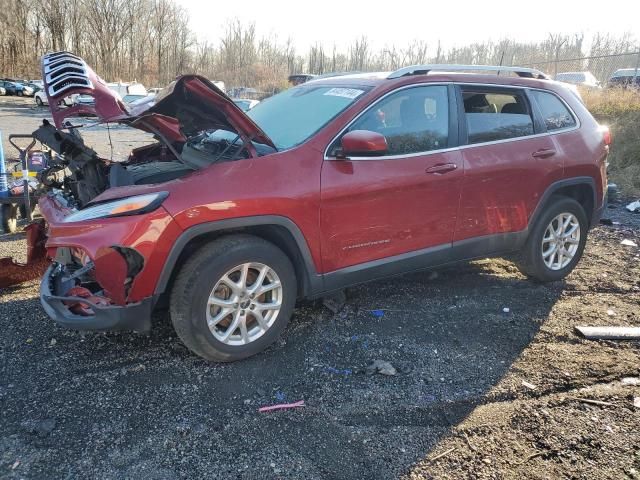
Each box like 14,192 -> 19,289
0,96 -> 639,479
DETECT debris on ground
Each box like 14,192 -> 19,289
633,397 -> 640,409
503,307 -> 510,313
324,366 -> 353,376
599,218 -> 614,226
322,290 -> 347,313
370,309 -> 385,318
620,238 -> 638,247
522,380 -> 537,390
607,309 -> 616,316
258,400 -> 305,413
626,200 -> 640,213
621,377 -> 640,386
575,326 -> 640,340
366,360 -> 397,376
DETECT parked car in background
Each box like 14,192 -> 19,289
232,98 -> 260,111
34,52 -> 609,362
122,94 -> 147,104
0,80 -> 33,96
288,73 -> 316,85
74,82 -> 147,107
608,68 -> 640,88
555,71 -> 601,89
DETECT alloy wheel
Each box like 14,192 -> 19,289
541,212 -> 580,270
206,262 -> 283,346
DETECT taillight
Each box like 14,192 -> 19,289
600,125 -> 612,146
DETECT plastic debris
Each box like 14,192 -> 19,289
620,239 -> 638,247
371,310 -> 385,318
522,380 -> 537,390
325,366 -> 353,376
607,309 -> 616,316
625,200 -> 640,213
621,377 -> 640,386
258,400 -> 304,413
575,326 -> 640,340
634,397 -> 640,409
503,307 -> 510,313
366,360 -> 397,376
275,391 -> 286,402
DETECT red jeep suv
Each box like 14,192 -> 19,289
33,53 -> 608,361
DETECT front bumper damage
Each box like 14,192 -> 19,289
32,192 -> 181,332
40,264 -> 155,331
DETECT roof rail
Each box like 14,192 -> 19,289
387,64 -> 549,80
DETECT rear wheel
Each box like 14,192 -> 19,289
517,196 -> 588,282
17,90 -> 23,97
170,235 -> 297,362
1,204 -> 18,233
35,96 -> 43,106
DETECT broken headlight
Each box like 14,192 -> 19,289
63,192 -> 168,223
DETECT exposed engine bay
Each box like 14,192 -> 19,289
32,119 -> 270,208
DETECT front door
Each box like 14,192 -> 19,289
320,84 -> 463,273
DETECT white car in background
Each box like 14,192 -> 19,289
232,98 -> 260,111
554,71 -> 601,89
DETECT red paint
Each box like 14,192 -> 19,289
37,70 -> 607,306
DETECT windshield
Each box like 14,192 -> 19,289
247,85 -> 370,150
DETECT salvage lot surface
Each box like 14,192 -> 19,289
1,98 -> 639,479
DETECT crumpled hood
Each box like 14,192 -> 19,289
42,51 -> 275,148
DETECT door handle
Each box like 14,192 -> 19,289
425,163 -> 458,175
531,148 -> 556,159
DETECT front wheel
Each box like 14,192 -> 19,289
517,196 -> 588,282
17,90 -> 23,97
170,235 -> 297,362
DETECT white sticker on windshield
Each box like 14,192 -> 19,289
323,88 -> 364,99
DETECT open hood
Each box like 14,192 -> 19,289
42,51 -> 275,149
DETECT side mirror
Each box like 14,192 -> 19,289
339,130 -> 387,158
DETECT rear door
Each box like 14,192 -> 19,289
320,84 -> 463,272
454,85 -> 563,243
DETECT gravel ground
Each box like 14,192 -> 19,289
1,97 -> 639,479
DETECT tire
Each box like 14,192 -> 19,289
517,195 -> 588,282
1,204 -> 18,233
35,96 -> 43,106
17,90 -> 23,97
170,234 -> 297,362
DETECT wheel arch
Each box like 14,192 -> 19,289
154,216 -> 322,301
529,177 -> 597,231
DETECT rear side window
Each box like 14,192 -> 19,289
462,89 -> 534,144
530,90 -> 576,131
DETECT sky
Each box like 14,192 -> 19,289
175,0 -> 639,52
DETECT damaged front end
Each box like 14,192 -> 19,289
41,245 -> 153,332
2,49 -> 276,313
37,191 -> 181,331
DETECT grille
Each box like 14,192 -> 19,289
43,51 -> 93,97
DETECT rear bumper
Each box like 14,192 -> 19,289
40,264 -> 155,332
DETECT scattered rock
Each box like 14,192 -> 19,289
322,290 -> 346,313
634,397 -> 640,409
606,309 -> 616,316
621,239 -> 638,247
503,307 -> 510,313
626,200 -> 640,213
366,360 -> 397,376
49,338 -> 57,346
21,418 -> 56,436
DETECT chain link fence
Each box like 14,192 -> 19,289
520,51 -> 640,86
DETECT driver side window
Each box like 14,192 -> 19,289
343,85 -> 449,156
